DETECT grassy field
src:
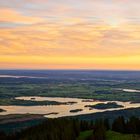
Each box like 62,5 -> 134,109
77,130 -> 93,140
106,131 -> 140,140
77,130 -> 140,140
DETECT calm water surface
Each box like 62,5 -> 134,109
0,96 -> 139,118
0,75 -> 46,79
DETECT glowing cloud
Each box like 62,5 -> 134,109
0,0 -> 140,69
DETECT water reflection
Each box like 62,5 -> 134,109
0,75 -> 46,79
0,96 -> 140,118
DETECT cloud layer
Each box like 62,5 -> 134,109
0,0 -> 140,69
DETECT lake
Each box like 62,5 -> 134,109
0,96 -> 139,118
0,75 -> 46,79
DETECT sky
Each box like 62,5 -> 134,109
0,0 -> 140,70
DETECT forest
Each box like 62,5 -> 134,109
0,116 -> 140,140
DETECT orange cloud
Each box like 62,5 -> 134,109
0,14 -> 140,70
0,8 -> 44,24
0,21 -> 139,55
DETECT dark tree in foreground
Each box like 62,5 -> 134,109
0,116 -> 140,140
112,116 -> 125,133
0,131 -> 7,140
104,118 -> 110,130
88,120 -> 106,140
125,116 -> 140,134
112,116 -> 140,135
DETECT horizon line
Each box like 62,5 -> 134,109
0,69 -> 140,72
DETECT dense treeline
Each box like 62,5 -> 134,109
0,119 -> 86,140
88,116 -> 140,140
112,116 -> 140,134
0,116 -> 140,140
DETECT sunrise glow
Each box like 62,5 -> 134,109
0,0 -> 140,70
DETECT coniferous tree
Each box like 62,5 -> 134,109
112,116 -> 125,133
92,120 -> 106,140
104,118 -> 110,130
